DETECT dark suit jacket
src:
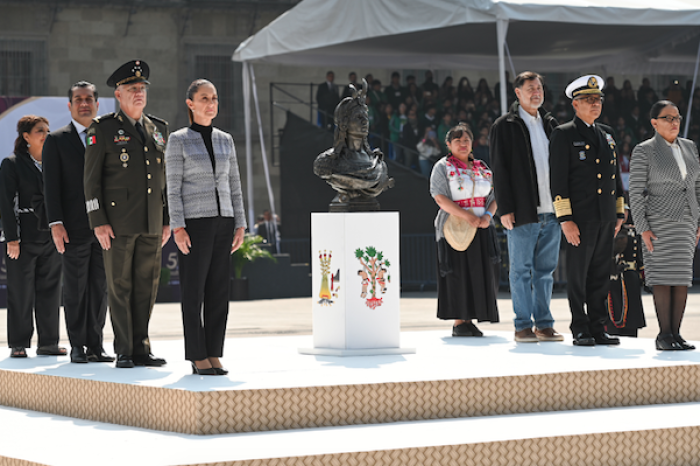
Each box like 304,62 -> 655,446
316,82 -> 340,114
83,111 -> 169,236
43,122 -> 94,243
549,116 -> 625,224
0,151 -> 50,243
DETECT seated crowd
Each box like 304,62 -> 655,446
318,70 -> 700,183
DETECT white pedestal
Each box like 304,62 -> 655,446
299,212 -> 415,356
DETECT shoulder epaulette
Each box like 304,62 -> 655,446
93,112 -> 116,123
146,114 -> 168,126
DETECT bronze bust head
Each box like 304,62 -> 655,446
313,79 -> 394,211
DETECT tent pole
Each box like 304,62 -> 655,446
497,18 -> 509,116
504,41 -> 516,78
250,64 -> 279,252
242,61 -> 255,229
684,37 -> 700,139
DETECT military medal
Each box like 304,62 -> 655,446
120,151 -> 129,168
579,151 -> 586,160
153,131 -> 165,146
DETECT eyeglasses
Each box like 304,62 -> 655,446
655,115 -> 683,124
576,96 -> 604,105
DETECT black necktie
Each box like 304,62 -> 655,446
81,129 -> 87,147
135,122 -> 146,143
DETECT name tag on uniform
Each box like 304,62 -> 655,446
573,141 -> 586,147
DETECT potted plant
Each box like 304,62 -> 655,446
230,234 -> 276,300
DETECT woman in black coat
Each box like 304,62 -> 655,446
0,115 -> 64,358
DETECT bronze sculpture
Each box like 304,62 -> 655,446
313,79 -> 394,211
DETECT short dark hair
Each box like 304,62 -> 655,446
445,123 -> 473,147
14,115 -> 49,154
514,71 -> 543,89
391,71 -> 400,79
650,100 -> 678,119
68,81 -> 98,102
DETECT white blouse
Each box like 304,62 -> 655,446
445,159 -> 492,217
666,139 -> 687,180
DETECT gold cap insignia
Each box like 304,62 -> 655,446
588,77 -> 597,88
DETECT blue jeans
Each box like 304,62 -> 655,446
506,213 -> 561,331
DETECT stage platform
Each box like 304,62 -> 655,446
1,330 -> 700,439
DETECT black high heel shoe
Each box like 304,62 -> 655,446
675,335 -> 696,350
191,361 -> 218,375
213,367 -> 229,376
656,334 -> 683,351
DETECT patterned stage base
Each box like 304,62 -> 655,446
1,331 -> 700,465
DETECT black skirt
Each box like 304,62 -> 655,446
436,227 -> 500,322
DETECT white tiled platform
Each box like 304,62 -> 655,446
2,331 -> 700,465
2,330 -> 700,390
2,402 -> 700,466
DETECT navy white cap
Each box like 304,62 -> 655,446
565,75 -> 604,99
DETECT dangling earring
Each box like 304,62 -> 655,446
27,143 -> 31,148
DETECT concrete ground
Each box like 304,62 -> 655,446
2,289 -> 700,349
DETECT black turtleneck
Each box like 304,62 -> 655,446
190,122 -> 221,215
190,122 -> 215,171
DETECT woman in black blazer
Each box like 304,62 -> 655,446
0,115 -> 64,358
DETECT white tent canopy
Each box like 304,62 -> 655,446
233,0 -> 700,226
234,0 -> 700,74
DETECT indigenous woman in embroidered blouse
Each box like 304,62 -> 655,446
430,124 -> 500,337
166,79 -> 247,375
629,100 -> 700,351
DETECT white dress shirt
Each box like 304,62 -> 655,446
519,106 -> 553,214
666,138 -> 687,180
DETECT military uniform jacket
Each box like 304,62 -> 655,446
83,111 -> 169,236
549,117 -> 625,224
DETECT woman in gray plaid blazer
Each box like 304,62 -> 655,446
166,79 -> 247,374
629,100 -> 700,351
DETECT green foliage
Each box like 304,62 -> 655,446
365,246 -> 377,258
384,259 -> 391,268
159,267 -> 171,286
354,248 -> 364,259
231,234 -> 276,279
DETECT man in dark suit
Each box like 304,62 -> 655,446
43,81 -> 113,364
83,60 -> 170,368
316,71 -> 340,132
549,75 -> 626,347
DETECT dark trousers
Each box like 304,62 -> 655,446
62,238 -> 108,349
178,216 -> 234,361
103,234 -> 161,356
565,221 -> 615,335
6,239 -> 62,348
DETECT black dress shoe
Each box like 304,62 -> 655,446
87,347 -> 116,363
674,335 -> 696,350
115,354 -> 135,368
656,334 -> 683,351
191,362 -> 219,376
452,322 -> 483,337
573,332 -> 595,346
70,347 -> 88,364
213,367 -> 229,376
592,332 -> 620,345
133,354 -> 166,367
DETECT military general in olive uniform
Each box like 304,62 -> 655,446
84,60 -> 171,368
549,75 -> 625,347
